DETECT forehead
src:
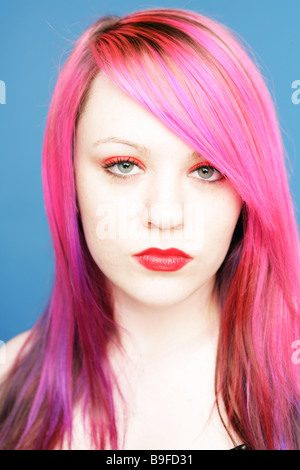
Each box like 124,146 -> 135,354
76,72 -> 197,158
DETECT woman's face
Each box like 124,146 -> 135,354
75,72 -> 242,307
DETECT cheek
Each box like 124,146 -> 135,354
80,202 -> 124,277
75,167 -> 133,274
202,189 -> 242,263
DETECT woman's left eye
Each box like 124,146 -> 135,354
189,163 -> 224,182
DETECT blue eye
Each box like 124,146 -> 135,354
197,165 -> 214,179
190,163 -> 224,182
115,161 -> 136,174
102,157 -> 144,178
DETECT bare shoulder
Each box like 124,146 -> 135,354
0,330 -> 32,384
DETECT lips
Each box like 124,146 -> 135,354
132,247 -> 193,272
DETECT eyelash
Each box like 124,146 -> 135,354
102,156 -> 224,182
102,157 -> 143,180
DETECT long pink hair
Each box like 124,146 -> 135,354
0,8 -> 299,450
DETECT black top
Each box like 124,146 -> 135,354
230,444 -> 249,450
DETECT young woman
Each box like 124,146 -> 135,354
0,8 -> 299,450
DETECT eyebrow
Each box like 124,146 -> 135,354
92,136 -> 204,161
92,137 -> 149,155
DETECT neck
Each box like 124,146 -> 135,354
109,277 -> 220,364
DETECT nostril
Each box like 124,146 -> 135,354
145,203 -> 185,231
147,220 -> 184,231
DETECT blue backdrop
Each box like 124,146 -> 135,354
1,0 -> 299,343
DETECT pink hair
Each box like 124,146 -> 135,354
0,8 -> 299,449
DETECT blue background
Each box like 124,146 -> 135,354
0,0 -> 299,343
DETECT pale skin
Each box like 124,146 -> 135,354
1,72 -> 243,449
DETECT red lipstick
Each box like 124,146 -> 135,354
133,248 -> 193,272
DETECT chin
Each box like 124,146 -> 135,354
119,282 -> 196,308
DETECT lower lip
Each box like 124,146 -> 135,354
133,254 -> 192,271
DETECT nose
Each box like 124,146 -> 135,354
143,175 -> 184,232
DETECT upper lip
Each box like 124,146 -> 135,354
133,247 -> 193,258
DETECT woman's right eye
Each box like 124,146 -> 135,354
102,156 -> 145,179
